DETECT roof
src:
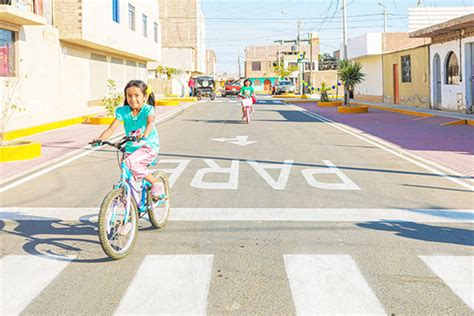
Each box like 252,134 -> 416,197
410,13 -> 474,38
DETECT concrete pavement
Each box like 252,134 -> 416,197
1,96 -> 472,315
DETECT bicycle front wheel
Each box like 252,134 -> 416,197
98,188 -> 138,260
148,171 -> 171,229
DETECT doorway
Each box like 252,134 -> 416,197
433,54 -> 442,109
393,64 -> 400,104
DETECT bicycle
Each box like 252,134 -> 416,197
239,96 -> 253,124
90,136 -> 170,260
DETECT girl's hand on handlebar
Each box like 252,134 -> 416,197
90,139 -> 103,147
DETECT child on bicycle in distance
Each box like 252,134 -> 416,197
238,79 -> 255,119
93,80 -> 162,198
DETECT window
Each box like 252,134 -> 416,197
154,22 -> 158,43
128,4 -> 135,31
446,51 -> 459,84
401,55 -> 411,83
251,61 -> 261,71
305,62 -> 316,71
142,14 -> 147,37
0,29 -> 15,77
112,0 -> 120,23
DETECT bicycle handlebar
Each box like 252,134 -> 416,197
89,136 -> 139,152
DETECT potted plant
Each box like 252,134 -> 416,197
89,79 -> 124,125
337,59 -> 367,113
317,82 -> 342,107
0,78 -> 41,162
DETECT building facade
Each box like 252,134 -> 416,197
382,45 -> 430,108
411,14 -> 474,113
1,0 -> 161,131
206,49 -> 216,75
346,32 -> 429,103
157,0 -> 206,74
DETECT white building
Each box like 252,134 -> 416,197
345,32 -> 428,102
1,0 -> 161,131
409,7 -> 474,33
411,13 -> 474,113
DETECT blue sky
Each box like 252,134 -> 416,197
202,0 -> 472,74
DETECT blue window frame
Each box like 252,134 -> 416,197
112,0 -> 120,23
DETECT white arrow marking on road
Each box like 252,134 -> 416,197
211,136 -> 256,146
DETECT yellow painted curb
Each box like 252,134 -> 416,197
88,116 -> 115,125
354,103 -> 433,117
3,115 -> 93,141
163,97 -> 198,103
156,100 -> 180,106
441,119 -> 474,126
0,141 -> 41,162
337,106 -> 369,114
288,100 -> 317,103
318,101 -> 343,107
301,94 -> 311,99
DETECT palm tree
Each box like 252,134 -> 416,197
319,82 -> 332,102
338,60 -> 365,106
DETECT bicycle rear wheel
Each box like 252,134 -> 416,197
148,171 -> 171,229
98,188 -> 138,260
245,107 -> 251,124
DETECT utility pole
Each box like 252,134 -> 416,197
342,0 -> 348,60
297,18 -> 303,95
309,32 -> 313,93
378,2 -> 387,33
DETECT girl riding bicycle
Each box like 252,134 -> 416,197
238,79 -> 255,120
93,80 -> 162,199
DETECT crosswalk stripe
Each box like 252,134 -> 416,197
1,208 -> 473,223
284,255 -> 386,315
115,255 -> 214,315
420,256 -> 474,309
0,255 -> 74,315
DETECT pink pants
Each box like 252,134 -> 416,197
125,146 -> 158,180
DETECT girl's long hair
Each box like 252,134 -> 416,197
243,79 -> 252,86
123,80 -> 148,106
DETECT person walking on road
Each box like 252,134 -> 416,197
188,77 -> 195,97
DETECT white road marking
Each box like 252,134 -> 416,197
284,254 -> 386,315
115,255 -> 213,315
287,103 -> 474,191
0,255 -> 74,315
190,159 -> 239,190
248,160 -> 293,190
0,103 -> 196,193
301,160 -> 361,190
420,256 -> 474,309
153,159 -> 191,188
1,207 -> 472,223
211,135 -> 256,146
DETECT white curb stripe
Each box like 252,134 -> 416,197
0,208 -> 472,223
0,255 -> 74,315
420,256 -> 474,309
284,254 -> 386,315
115,255 -> 213,315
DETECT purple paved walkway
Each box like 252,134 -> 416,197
294,102 -> 474,178
0,104 -> 194,183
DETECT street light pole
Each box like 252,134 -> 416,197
297,18 -> 303,95
378,2 -> 387,33
342,0 -> 348,60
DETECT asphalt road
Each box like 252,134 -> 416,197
1,96 -> 473,315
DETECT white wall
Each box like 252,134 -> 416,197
353,55 -> 383,97
347,33 -> 382,60
430,36 -> 474,112
82,0 -> 161,62
162,48 -> 195,71
196,0 -> 206,73
409,8 -> 474,32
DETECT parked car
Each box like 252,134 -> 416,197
275,80 -> 296,95
222,80 -> 241,97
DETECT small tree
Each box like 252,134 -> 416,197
338,59 -> 365,106
100,80 -> 124,116
273,61 -> 298,79
1,78 -> 26,146
319,82 -> 332,102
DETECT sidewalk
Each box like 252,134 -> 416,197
292,102 -> 474,178
352,100 -> 473,121
0,103 -> 195,184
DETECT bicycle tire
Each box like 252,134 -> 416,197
98,188 -> 138,260
246,107 -> 250,124
148,171 -> 171,229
